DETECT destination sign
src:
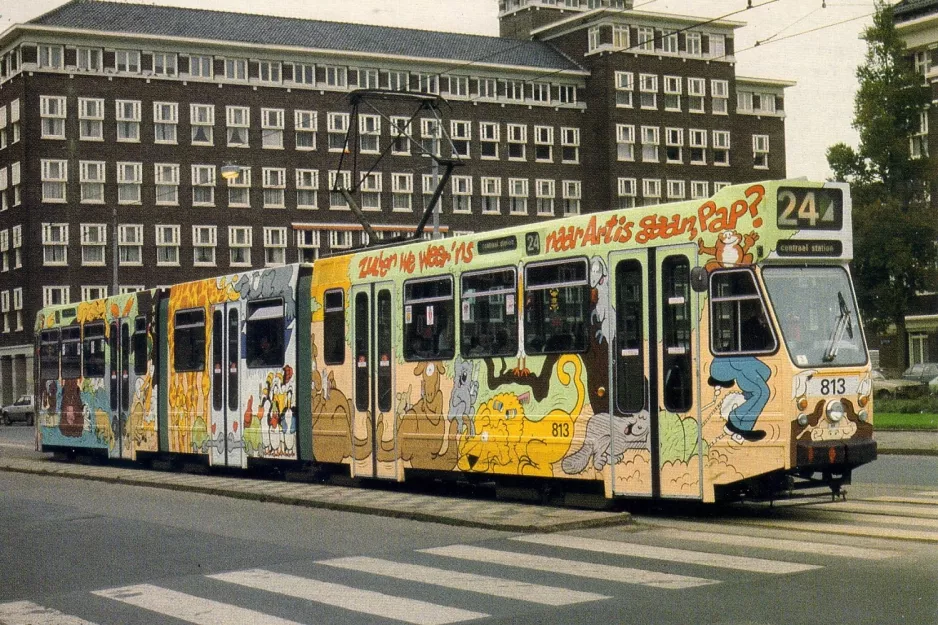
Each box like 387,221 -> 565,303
776,187 -> 844,231
477,235 -> 518,255
776,239 -> 843,257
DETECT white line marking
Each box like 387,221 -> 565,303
866,495 -> 938,507
513,534 -> 820,574
421,544 -> 718,589
813,500 -> 938,518
93,584 -> 304,625
735,519 -> 938,543
0,601 -> 98,625
210,568 -> 488,625
654,528 -> 898,560
320,556 -> 609,606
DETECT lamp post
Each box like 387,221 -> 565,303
220,163 -> 240,182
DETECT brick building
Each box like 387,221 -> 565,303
0,0 -> 792,401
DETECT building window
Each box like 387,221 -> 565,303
639,74 -> 658,109
588,26 -> 601,52
80,224 -> 106,266
193,225 -> 217,266
912,111 -> 929,159
664,76 -> 682,111
417,73 -> 439,94
421,118 -> 441,156
295,110 -> 317,150
557,84 -> 577,105
329,230 -> 352,250
478,78 -> 497,100
225,58 -> 248,80
753,134 -> 769,169
452,175 -> 472,213
155,164 -> 180,205
507,123 -> 527,160
686,32 -> 702,56
152,52 -> 177,77
447,75 -> 469,99
325,65 -> 348,88
41,159 -> 67,203
713,130 -> 731,165
738,91 -> 753,113
359,172 -> 382,210
711,79 -> 729,114
115,49 -> 140,73
190,104 -> 214,145
689,129 -> 707,164
262,168 -> 286,208
43,286 -> 70,307
667,179 -> 685,200
329,170 -> 351,209
508,178 -> 529,215
357,68 -> 379,89
613,24 -> 630,48
562,180 -> 581,215
504,79 -> 525,102
296,169 -> 319,209
79,161 -> 105,203
10,99 -> 19,144
13,288 -> 22,330
226,105 -> 250,147
227,167 -> 251,207
153,102 -> 178,144
638,26 -> 655,51
359,114 -> 381,153
392,173 -> 413,212
387,70 -> 410,92
117,162 -> 142,204
391,117 -> 412,155
116,100 -> 141,142
296,229 -> 320,262
691,180 -> 709,199
709,34 -> 726,59
118,224 -> 143,265
534,126 -> 553,162
156,224 -> 180,266
258,60 -> 281,83
617,177 -> 637,209
78,98 -> 104,141
42,223 -> 69,266
328,112 -> 349,151
561,127 -> 580,163
687,78 -> 705,113
662,30 -> 679,53
641,126 -> 659,163
76,47 -> 102,72
480,122 -> 499,159
481,177 -> 501,214
615,71 -> 634,108
40,95 -> 67,139
616,124 -> 635,161
191,164 -> 216,206
188,55 -> 212,78
261,108 -> 284,149
642,178 -> 662,205
81,286 -> 108,302
451,120 -> 471,158
264,227 -> 287,266
0,170 -> 6,213
665,127 -> 684,163
530,82 -> 551,104
38,45 -> 63,69
535,179 -> 555,216
292,62 -> 315,85
228,226 -> 252,267
11,163 -> 21,208
714,181 -> 731,192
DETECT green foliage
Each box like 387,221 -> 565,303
876,393 -> 938,415
658,410 -> 702,465
826,1 -> 936,339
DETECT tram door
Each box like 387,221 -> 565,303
350,282 -> 396,480
209,303 -> 244,468
108,319 -> 131,459
609,245 -> 702,499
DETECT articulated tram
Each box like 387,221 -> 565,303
35,179 -> 875,502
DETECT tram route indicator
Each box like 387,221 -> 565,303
776,239 -> 843,257
477,235 -> 518,255
525,232 -> 541,256
776,186 -> 844,231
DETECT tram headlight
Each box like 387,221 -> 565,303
858,410 -> 869,422
826,400 -> 846,423
797,414 -> 809,427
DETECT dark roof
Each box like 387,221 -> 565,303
27,0 -> 584,72
894,0 -> 938,23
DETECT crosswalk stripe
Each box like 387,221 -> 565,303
866,495 -> 938,507
209,568 -> 488,625
0,601 -> 98,625
513,534 -> 821,574
655,528 -> 898,560
92,584 -> 303,625
320,556 -> 610,606
812,500 -> 938,518
735,519 -> 938,543
421,545 -> 718,589
913,491 -> 938,498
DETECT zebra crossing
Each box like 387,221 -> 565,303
0,516 -> 911,625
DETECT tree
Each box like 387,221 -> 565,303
827,1 -> 936,364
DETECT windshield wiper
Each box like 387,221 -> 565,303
823,291 -> 854,363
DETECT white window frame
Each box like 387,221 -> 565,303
79,160 -> 106,204
228,225 -> 253,267
153,101 -> 178,144
227,166 -> 252,208
641,126 -> 659,163
78,97 -> 104,141
617,177 -> 637,209
115,49 -> 141,74
639,73 -> 658,110
481,176 -> 502,214
328,112 -> 350,152
225,58 -> 248,81
43,286 -> 70,307
533,126 -> 553,163
117,162 -> 142,204
226,105 -> 250,148
264,227 -> 288,266
191,164 -> 216,206
642,178 -> 662,204
118,224 -> 143,266
359,114 -> 381,154
711,79 -> 729,115
392,172 -> 414,212
689,129 -> 707,165
261,108 -> 285,149
507,123 -> 527,161
40,95 -> 66,139
713,130 -> 731,166
561,180 -> 581,215
155,224 -> 180,266
152,52 -> 177,77
190,103 -> 215,145
615,71 -> 634,108
296,169 -> 319,209
561,127 -> 580,164
41,159 -> 68,203
616,124 -> 635,162
667,179 -> 685,200
262,167 -> 287,208
665,127 -> 684,164
258,60 -> 281,84
452,175 -> 472,214
479,121 -> 499,160
295,110 -> 317,151
753,134 -> 769,169
154,163 -> 180,206
80,223 -> 107,267
192,225 -> 218,266
42,223 -> 69,266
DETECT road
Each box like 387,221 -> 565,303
1,423 -> 937,625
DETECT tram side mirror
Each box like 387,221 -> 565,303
690,267 -> 709,293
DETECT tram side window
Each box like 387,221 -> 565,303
323,289 -> 345,365
174,308 -> 206,372
132,316 -> 148,376
246,298 -> 285,368
404,276 -> 455,361
710,270 -> 776,354
461,268 -> 518,358
662,256 -> 692,412
83,323 -> 107,378
61,326 -> 82,379
524,259 -> 589,355
615,260 -> 645,413
40,329 -> 61,380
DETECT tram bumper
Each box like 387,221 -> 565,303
795,438 -> 877,469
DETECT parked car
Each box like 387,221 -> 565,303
902,362 -> 938,384
872,369 -> 923,399
1,394 -> 34,425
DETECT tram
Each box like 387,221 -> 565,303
34,179 -> 875,502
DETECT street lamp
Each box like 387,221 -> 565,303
220,163 -> 240,181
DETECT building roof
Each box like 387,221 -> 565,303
25,0 -> 584,73
894,0 -> 938,23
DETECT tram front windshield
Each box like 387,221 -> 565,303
762,266 -> 867,368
